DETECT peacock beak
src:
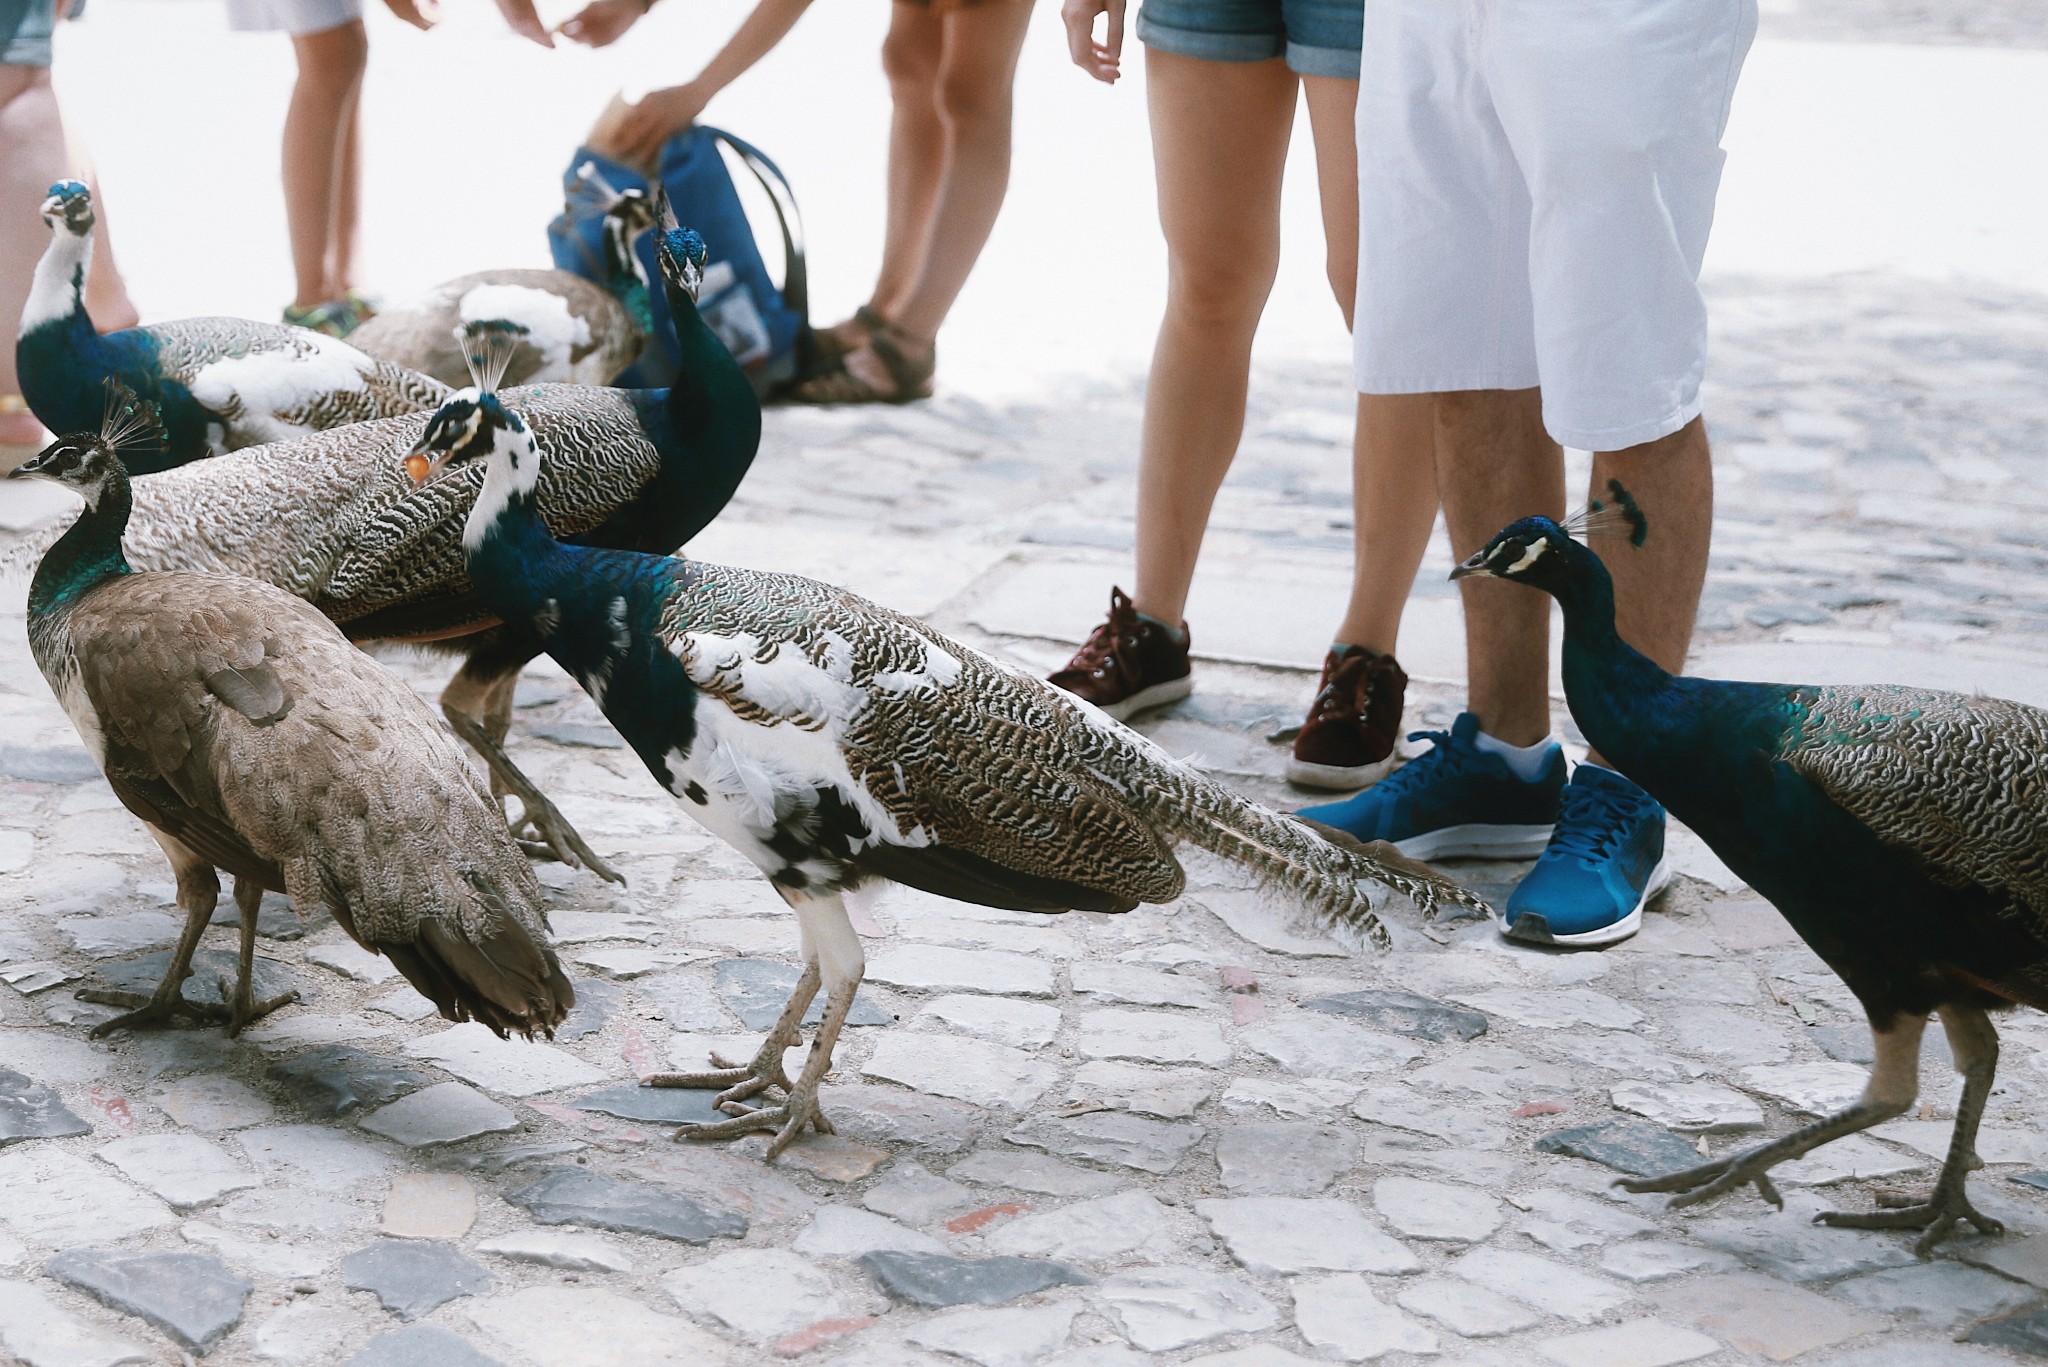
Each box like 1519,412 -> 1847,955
1449,549 -> 1494,581
403,439 -> 449,487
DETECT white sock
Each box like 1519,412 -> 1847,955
1473,727 -> 1559,783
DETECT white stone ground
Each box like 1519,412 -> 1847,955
6,2 -> 2048,1364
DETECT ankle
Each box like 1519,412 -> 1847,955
1473,726 -> 1559,783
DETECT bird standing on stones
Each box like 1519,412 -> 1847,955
350,170 -> 658,388
5,225 -> 759,885
1453,492 -> 2048,1253
405,307 -> 1489,1157
11,392 -> 572,1039
16,182 -> 450,470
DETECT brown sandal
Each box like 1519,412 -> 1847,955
792,321 -> 935,405
808,304 -> 888,367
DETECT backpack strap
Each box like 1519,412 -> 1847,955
698,125 -> 810,324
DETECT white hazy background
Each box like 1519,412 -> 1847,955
51,1 -> 2048,400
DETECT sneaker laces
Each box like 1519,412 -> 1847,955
1057,589 -> 1141,683
1373,727 -> 1468,796
1546,775 -> 1655,864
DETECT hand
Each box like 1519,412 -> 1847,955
492,0 -> 555,46
379,0 -> 441,29
613,83 -> 709,166
1061,0 -> 1124,83
558,0 -> 644,47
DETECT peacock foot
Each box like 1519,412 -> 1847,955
644,1047 -> 794,1111
1817,1182 -> 2004,1255
77,988 -> 232,1040
507,793 -> 625,887
673,1081 -> 835,1159
1619,1147 -> 1789,1212
217,975 -> 300,1038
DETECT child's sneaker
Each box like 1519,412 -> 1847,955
1048,587 -> 1192,721
1288,645 -> 1408,790
1295,711 -> 1562,860
1501,764 -> 1670,947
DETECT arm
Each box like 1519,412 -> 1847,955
1061,0 -> 1125,83
608,0 -> 814,163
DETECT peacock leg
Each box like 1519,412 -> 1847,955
1817,1004 -> 2004,1254
215,877 -> 300,1037
1624,1014 -> 1926,1211
670,894 -> 865,1157
441,644 -> 624,885
80,831 -> 231,1037
643,960 -> 816,1114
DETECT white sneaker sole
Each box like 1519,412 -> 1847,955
1097,675 -> 1193,722
1392,823 -> 1556,862
1501,853 -> 1672,949
1287,753 -> 1399,791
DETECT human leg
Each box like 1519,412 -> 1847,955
866,1 -> 944,325
0,61 -> 66,449
327,73 -> 362,301
282,19 -> 366,311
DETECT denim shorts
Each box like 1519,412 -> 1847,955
1136,0 -> 1361,78
1,0 -> 55,67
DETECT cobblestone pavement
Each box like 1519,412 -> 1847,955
4,270 -> 2048,1367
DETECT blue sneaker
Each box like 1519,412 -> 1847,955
1296,712 -> 1563,861
1503,764 -> 1671,947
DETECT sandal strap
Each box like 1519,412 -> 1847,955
862,324 -> 936,400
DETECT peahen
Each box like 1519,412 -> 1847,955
402,309 -> 1490,1157
9,393 -> 572,1039
350,167 -> 657,387
16,181 -> 450,471
6,225 -> 759,884
1454,492 -> 2048,1253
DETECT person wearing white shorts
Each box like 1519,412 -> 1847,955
1299,0 -> 1759,949
224,0 -> 363,34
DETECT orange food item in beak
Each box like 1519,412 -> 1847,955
405,452 -> 432,485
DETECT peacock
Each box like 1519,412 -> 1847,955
9,391 -> 572,1039
401,307 -> 1490,1157
6,225 -> 759,884
16,181 -> 451,472
1454,490 -> 2048,1253
350,167 -> 657,387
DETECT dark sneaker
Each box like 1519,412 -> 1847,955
1294,711 -> 1562,860
1047,587 -> 1193,721
1502,764 -> 1670,947
1289,645 -> 1408,790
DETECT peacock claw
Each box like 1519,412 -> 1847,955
643,1048 -> 796,1111
77,988 -> 231,1039
508,795 -> 625,886
672,1083 -> 834,1158
216,975 -> 299,1038
1618,1152 -> 1789,1212
1817,1184 -> 2004,1255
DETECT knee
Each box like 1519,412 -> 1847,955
297,22 -> 369,90
1164,241 -> 1277,336
882,28 -> 940,94
934,69 -> 1012,135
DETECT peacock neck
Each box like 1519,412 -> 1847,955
1550,546 -> 1683,770
462,439 -> 574,616
29,475 -> 134,620
21,227 -> 92,343
654,280 -> 760,509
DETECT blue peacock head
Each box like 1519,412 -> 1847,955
40,180 -> 94,237
656,227 -> 708,304
1452,481 -> 1648,593
405,321 -> 532,486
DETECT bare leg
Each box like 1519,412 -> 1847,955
217,876 -> 300,1036
644,959 -> 816,1116
79,830 -> 231,1036
1818,1003 -> 2005,1253
1334,393 -> 1439,653
283,20 -> 367,310
1129,49 -> 1298,627
326,76 -> 363,300
0,64 -> 68,448
1624,1013 -> 1926,1211
865,1 -> 945,322
1434,389 -> 1564,744
440,640 -> 623,884
1581,415 -> 1713,766
667,893 -> 865,1158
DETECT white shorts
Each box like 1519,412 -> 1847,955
1354,0 -> 1757,452
225,0 -> 363,35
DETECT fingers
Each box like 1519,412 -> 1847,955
492,0 -> 555,46
1059,0 -> 1123,83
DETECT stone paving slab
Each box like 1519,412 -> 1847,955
5,265 -> 2048,1363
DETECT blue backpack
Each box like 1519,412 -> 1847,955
548,126 -> 809,394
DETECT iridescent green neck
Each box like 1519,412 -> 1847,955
29,477 -> 134,618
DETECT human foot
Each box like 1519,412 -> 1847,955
792,322 -> 934,404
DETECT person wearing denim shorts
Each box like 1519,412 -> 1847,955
1302,0 -> 1760,949
1052,0 -> 1444,801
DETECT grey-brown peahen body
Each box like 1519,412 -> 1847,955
11,420 -> 572,1039
408,355 -> 1490,1156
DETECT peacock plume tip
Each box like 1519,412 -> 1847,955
451,319 -> 530,395
664,228 -> 708,267
46,179 -> 89,200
